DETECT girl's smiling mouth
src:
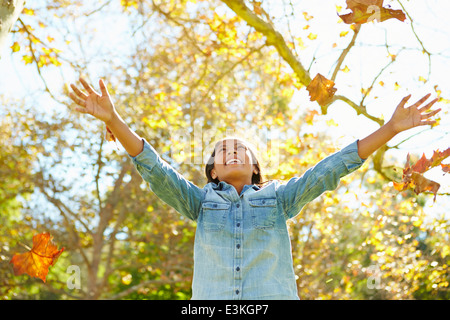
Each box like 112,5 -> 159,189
226,158 -> 243,165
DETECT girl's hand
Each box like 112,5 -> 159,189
69,77 -> 117,124
388,93 -> 441,134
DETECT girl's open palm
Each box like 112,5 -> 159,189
389,93 -> 441,134
69,78 -> 115,124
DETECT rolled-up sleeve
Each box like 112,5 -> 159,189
129,139 -> 205,221
278,140 -> 365,220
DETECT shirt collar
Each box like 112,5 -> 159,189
211,181 -> 260,193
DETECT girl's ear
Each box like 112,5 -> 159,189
211,169 -> 217,179
253,165 -> 259,175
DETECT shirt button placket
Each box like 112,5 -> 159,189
233,201 -> 242,300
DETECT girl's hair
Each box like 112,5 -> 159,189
205,138 -> 265,187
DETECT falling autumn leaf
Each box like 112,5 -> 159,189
307,33 -> 318,40
441,163 -> 450,175
10,232 -> 65,282
430,148 -> 450,167
306,73 -> 337,107
393,149 -> 450,201
339,0 -> 406,25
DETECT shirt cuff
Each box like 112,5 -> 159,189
128,138 -> 160,171
339,140 -> 366,172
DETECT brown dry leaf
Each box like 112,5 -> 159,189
339,0 -> 406,24
393,149 -> 450,201
10,232 -> 64,282
410,172 -> 440,202
306,73 -> 337,107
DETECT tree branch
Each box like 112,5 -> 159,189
220,0 -> 311,86
331,95 -> 385,126
331,24 -> 361,82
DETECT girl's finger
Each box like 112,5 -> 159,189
418,98 -> 438,113
420,120 -> 436,126
421,108 -> 441,119
69,92 -> 86,107
411,93 -> 431,108
75,107 -> 89,114
79,77 -> 97,95
397,94 -> 412,108
70,84 -> 88,99
99,79 -> 109,97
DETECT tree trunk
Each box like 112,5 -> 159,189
0,0 -> 25,58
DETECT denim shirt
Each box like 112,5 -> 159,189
130,139 -> 365,300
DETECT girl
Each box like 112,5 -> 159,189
69,77 -> 440,300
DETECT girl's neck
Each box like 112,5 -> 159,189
222,178 -> 252,195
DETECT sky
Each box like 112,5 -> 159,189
0,0 -> 449,217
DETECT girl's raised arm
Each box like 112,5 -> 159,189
69,77 -> 204,221
357,93 -> 440,160
69,77 -> 144,157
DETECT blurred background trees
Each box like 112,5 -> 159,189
1,0 -> 449,299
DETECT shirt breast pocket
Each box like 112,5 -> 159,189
201,202 -> 230,231
249,198 -> 277,230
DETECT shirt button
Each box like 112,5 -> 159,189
236,267 -> 240,271
236,290 -> 240,295
236,204 -> 240,208
236,244 -> 240,249
236,223 -> 240,227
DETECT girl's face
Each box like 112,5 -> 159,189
210,139 -> 258,184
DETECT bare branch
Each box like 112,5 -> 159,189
330,95 -> 385,126
331,24 -> 361,82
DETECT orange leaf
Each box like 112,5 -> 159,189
411,153 -> 432,173
339,0 -> 406,24
393,181 -> 406,192
430,147 -> 450,167
393,149 -> 450,202
10,232 -> 64,282
441,163 -> 450,175
306,73 -> 337,107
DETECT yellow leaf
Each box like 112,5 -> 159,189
341,65 -> 350,73
326,119 -> 338,127
22,55 -> 33,64
340,31 -> 349,37
23,8 -> 34,15
303,12 -> 313,21
11,42 -> 20,52
307,33 -> 317,40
